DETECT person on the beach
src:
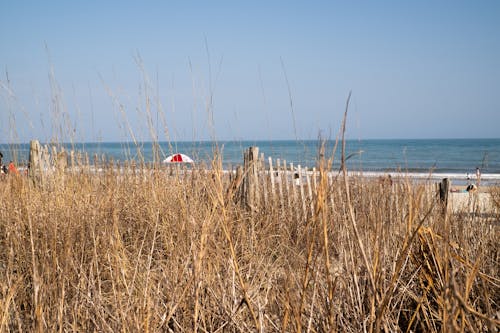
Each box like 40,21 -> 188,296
466,184 -> 477,193
25,162 -> 30,176
476,167 -> 481,186
8,161 -> 19,175
294,172 -> 300,186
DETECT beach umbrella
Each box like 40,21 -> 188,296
163,153 -> 194,163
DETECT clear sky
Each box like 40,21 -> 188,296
1,0 -> 499,143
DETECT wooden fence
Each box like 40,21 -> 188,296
27,141 -> 449,217
231,147 -> 442,219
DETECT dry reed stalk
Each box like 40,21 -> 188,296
339,93 -> 378,331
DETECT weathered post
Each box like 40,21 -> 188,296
312,167 -> 317,192
51,146 -> 57,168
268,157 -> 275,200
57,149 -> 68,174
261,153 -> 268,205
29,140 -> 42,185
284,160 -> 291,211
276,159 -> 284,212
232,165 -> 243,202
42,145 -> 50,173
297,165 -> 307,217
243,146 -> 260,211
287,163 -> 300,215
439,178 -> 450,211
306,170 -> 314,216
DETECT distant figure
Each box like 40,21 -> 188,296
8,161 -> 19,175
25,162 -> 31,176
0,151 -> 4,176
475,167 -> 481,186
466,184 -> 477,193
294,172 -> 300,186
466,173 -> 471,185
378,175 -> 393,186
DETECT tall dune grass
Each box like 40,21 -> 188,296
1,64 -> 498,332
0,150 -> 498,332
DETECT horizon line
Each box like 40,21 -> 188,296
1,137 -> 500,146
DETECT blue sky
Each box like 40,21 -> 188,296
1,1 -> 499,143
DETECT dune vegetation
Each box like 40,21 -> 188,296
0,139 -> 498,333
1,72 -> 498,331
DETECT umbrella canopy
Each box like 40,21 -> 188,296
163,153 -> 194,163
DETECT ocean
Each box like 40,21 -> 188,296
1,139 -> 499,183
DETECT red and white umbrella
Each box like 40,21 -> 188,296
162,153 -> 194,163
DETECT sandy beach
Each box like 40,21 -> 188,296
445,183 -> 499,215
448,192 -> 498,214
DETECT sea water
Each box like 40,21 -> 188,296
1,139 -> 499,183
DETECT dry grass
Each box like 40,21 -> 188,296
490,185 -> 500,211
0,155 -> 499,332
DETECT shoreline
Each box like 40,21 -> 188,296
349,171 -> 499,186
11,165 -> 500,186
2,138 -> 499,177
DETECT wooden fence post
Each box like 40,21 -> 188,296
233,165 -> 243,202
29,140 -> 42,185
290,162 -> 297,216
297,165 -> 307,218
439,178 -> 450,211
268,157 -> 275,200
42,145 -> 50,173
276,159 -> 284,213
51,146 -> 57,169
57,148 -> 68,174
283,160 -> 290,212
312,167 -> 317,192
306,170 -> 314,216
243,146 -> 260,211
261,153 -> 268,205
